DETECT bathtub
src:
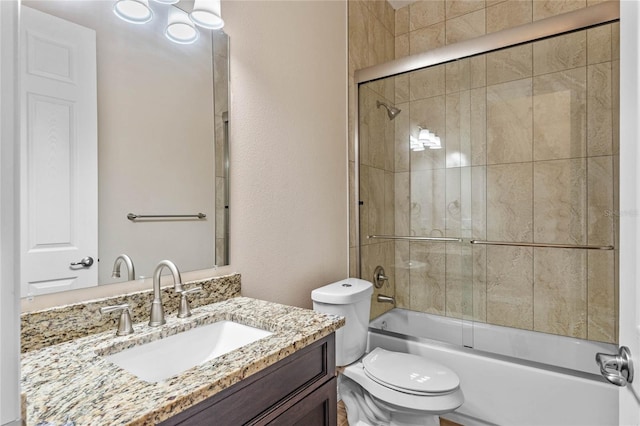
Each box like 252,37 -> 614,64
367,308 -> 619,426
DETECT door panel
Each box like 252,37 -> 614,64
20,6 -> 97,296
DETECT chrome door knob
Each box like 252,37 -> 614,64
70,256 -> 94,268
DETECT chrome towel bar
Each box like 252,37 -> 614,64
127,213 -> 206,221
368,235 -> 462,242
367,235 -> 614,250
469,240 -> 614,250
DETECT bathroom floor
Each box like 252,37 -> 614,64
337,400 -> 348,426
337,400 -> 463,426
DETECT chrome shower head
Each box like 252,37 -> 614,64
376,100 -> 401,120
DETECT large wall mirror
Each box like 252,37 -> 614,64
20,0 -> 229,297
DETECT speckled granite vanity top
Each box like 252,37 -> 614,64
21,297 -> 344,425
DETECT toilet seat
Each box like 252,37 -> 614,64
362,348 -> 460,396
342,348 -> 464,414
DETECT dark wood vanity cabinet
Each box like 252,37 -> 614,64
160,334 -> 337,426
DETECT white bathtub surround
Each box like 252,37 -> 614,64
370,308 -> 617,376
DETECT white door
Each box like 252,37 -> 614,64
20,6 -> 98,297
618,1 -> 640,424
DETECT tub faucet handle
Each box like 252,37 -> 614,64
373,265 -> 388,288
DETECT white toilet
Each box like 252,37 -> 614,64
312,278 -> 464,426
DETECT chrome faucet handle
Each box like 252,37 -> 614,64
373,266 -> 388,288
178,287 -> 202,318
100,303 -> 134,336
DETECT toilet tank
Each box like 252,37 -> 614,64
312,278 -> 373,366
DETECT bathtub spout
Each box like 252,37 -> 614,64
377,294 -> 396,306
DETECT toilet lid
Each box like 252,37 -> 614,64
362,347 -> 460,395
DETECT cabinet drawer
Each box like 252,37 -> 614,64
266,377 -> 337,426
163,334 -> 335,426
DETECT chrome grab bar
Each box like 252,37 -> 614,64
470,240 -> 614,250
368,235 -> 462,242
595,346 -> 633,387
368,235 -> 614,250
127,212 -> 206,221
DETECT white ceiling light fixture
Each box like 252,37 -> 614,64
166,7 -> 199,44
190,0 -> 224,29
114,0 -> 153,24
152,0 -> 180,4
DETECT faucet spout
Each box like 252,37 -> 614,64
377,294 -> 396,306
112,254 -> 135,281
149,260 -> 183,327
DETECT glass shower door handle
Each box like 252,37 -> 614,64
596,346 -> 633,387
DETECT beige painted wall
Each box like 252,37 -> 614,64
223,0 -> 349,309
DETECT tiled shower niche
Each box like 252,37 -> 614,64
359,22 -> 619,344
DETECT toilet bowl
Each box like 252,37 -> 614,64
312,279 -> 464,426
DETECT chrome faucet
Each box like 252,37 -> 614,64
149,260 -> 184,327
377,294 -> 396,306
111,254 -> 135,281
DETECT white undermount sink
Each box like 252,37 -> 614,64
102,320 -> 273,383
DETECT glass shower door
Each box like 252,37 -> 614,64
358,65 -> 469,347
358,20 -> 620,372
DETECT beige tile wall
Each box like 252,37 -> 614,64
348,1 -> 397,318
394,12 -> 618,342
349,1 -> 619,342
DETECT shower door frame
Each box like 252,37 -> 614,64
353,0 -> 626,389
353,0 -> 620,277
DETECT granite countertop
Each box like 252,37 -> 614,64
21,297 -> 344,425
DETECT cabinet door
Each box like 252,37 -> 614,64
160,334 -> 336,426
266,377 -> 337,426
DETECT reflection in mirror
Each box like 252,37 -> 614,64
19,1 -> 229,297
214,32 -> 229,267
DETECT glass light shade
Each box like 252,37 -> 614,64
114,0 -> 153,24
429,136 -> 442,149
409,136 -> 425,152
418,128 -> 437,147
152,0 -> 179,3
166,8 -> 199,44
190,0 -> 224,29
